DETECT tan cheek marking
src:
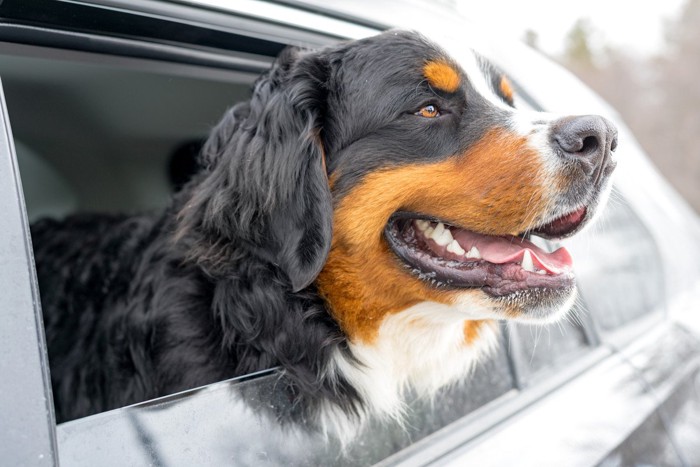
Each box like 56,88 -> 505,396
317,241 -> 452,345
423,60 -> 461,93
499,75 -> 514,103
318,128 -> 550,343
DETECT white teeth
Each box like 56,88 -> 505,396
447,239 -> 466,255
423,221 -> 454,246
536,269 -> 547,275
522,250 -> 535,272
415,219 -> 430,232
433,223 -> 454,246
431,222 -> 445,239
466,246 -> 481,259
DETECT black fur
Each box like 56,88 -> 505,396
33,46 -> 356,423
32,31 -> 514,423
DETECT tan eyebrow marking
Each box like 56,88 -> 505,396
499,75 -> 514,102
423,60 -> 461,93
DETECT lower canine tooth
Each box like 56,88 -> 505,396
447,239 -> 465,255
522,250 -> 535,272
466,246 -> 481,259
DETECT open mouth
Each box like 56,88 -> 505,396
384,207 -> 588,297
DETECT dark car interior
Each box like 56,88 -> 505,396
1,45 -> 254,221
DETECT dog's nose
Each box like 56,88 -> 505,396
551,115 -> 618,176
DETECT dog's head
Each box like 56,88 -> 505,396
192,31 -> 617,345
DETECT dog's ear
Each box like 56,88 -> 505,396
181,47 -> 332,292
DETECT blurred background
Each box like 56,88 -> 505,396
454,0 -> 700,213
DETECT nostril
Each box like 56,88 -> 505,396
553,131 -> 599,156
610,136 -> 618,152
580,135 -> 599,156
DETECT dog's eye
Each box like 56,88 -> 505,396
415,105 -> 440,118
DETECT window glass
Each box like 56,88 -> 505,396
567,192 -> 665,332
511,318 -> 590,383
397,332 -> 515,438
58,338 -> 514,466
342,337 -> 515,464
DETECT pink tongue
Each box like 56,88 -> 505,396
451,229 -> 573,274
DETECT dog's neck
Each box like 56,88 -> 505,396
324,298 -> 499,425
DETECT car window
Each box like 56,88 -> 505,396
568,193 -> 665,332
510,319 -> 591,384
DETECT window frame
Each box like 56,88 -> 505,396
0,77 -> 58,466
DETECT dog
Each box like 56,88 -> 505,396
31,31 -> 617,434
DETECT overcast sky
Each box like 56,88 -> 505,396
454,0 -> 687,57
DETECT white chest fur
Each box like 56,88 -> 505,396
328,301 -> 499,434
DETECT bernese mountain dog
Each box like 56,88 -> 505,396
31,31 -> 617,435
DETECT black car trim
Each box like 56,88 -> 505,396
0,23 -> 274,74
0,0 -> 284,56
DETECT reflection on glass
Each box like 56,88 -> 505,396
568,192 -> 665,331
513,317 -> 590,382
58,335 -> 514,466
